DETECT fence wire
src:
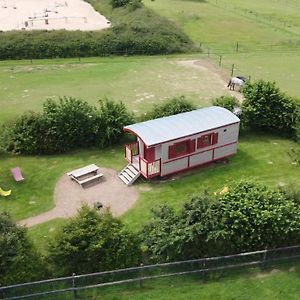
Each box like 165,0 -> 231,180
1,245 -> 300,300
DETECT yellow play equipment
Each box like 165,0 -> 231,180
0,187 -> 11,197
220,186 -> 229,195
214,186 -> 229,196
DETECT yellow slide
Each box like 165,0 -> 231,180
0,187 -> 11,197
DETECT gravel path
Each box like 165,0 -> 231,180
19,167 -> 138,227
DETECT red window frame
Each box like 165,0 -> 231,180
197,132 -> 218,149
168,139 -> 195,159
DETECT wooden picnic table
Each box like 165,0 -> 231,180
67,164 -> 103,186
67,164 -> 99,179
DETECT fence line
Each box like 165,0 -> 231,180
1,244 -> 300,300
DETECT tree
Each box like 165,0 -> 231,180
242,80 -> 299,138
0,212 -> 45,285
47,206 -> 141,276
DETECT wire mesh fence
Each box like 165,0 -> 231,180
1,244 -> 300,300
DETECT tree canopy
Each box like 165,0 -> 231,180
47,206 -> 141,276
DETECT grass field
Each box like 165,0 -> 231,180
145,0 -> 300,99
0,56 -> 233,123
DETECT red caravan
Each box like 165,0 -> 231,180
119,106 -> 240,185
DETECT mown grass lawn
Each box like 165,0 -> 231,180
0,146 -> 125,221
18,132 -> 299,252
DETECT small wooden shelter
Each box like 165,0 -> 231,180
119,106 -> 240,185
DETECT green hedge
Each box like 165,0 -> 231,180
0,1 -> 196,59
0,97 -> 133,154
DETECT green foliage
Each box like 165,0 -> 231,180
47,206 -> 141,276
111,0 -> 131,8
142,96 -> 196,121
0,97 -> 133,154
0,212 -> 45,285
142,195 -> 220,262
97,98 -> 134,146
212,95 -> 240,112
141,180 -> 300,262
0,0 -> 195,60
242,80 -> 300,138
218,180 -> 300,253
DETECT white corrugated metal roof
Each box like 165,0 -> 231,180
124,106 -> 240,146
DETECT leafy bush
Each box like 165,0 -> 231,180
143,96 -> 196,121
47,206 -> 141,276
0,212 -> 46,285
97,98 -> 134,146
141,180 -> 300,262
218,180 -> 300,253
0,97 -> 133,154
111,0 -> 131,8
242,80 -> 300,138
142,195 -> 219,262
212,95 -> 240,112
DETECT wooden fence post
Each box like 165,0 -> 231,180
139,263 -> 144,288
261,249 -> 268,271
231,64 -> 235,77
236,41 -> 239,52
219,55 -> 222,67
72,273 -> 77,299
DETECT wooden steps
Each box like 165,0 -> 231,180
118,164 -> 140,186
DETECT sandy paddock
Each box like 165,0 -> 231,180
0,0 -> 111,31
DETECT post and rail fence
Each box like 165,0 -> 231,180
1,245 -> 300,299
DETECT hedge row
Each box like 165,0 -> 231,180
0,1 -> 196,59
0,97 -> 133,154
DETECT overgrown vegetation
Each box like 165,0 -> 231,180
141,179 -> 300,262
0,97 -> 133,154
0,0 -> 195,60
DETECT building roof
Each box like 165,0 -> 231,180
124,106 -> 240,147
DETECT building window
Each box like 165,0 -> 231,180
168,139 -> 195,159
197,132 -> 218,148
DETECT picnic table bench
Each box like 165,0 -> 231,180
67,164 -> 103,187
